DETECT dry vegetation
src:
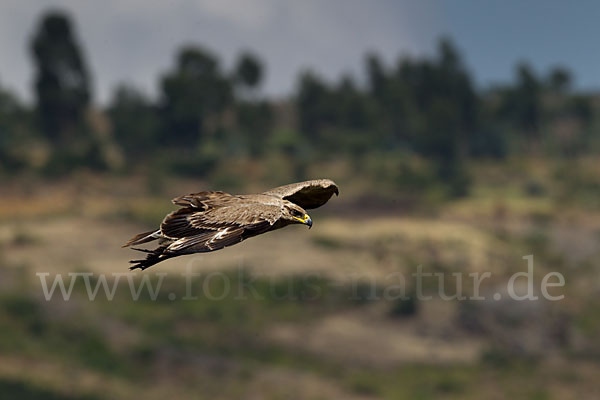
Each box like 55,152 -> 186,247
1,159 -> 600,399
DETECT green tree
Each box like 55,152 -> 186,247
234,51 -> 263,90
334,75 -> 372,131
514,63 -> 541,132
30,10 -> 91,145
160,46 -> 233,148
365,52 -> 387,101
108,85 -> 159,161
547,67 -> 571,93
0,83 -> 30,171
231,51 -> 272,156
396,38 -> 476,195
235,100 -> 273,156
437,37 -> 477,132
296,71 -> 334,140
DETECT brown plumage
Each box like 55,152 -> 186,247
124,179 -> 339,270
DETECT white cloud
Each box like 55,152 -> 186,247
0,0 -> 438,104
194,0 -> 277,30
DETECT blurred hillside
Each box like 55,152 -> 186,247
1,9 -> 600,400
1,11 -> 598,200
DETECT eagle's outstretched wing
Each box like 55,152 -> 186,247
125,182 -> 338,270
126,192 -> 283,270
263,179 -> 339,209
162,191 -> 280,253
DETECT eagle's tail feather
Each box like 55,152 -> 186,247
122,230 -> 158,248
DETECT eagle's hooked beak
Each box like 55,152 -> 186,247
305,214 -> 313,229
293,214 -> 312,229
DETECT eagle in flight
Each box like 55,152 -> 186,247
123,179 -> 339,270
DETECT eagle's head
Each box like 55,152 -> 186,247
282,201 -> 312,228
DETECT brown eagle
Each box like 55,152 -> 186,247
123,179 -> 339,270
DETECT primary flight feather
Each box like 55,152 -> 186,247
123,179 -> 339,270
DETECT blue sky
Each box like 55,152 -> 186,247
438,0 -> 599,90
0,0 -> 597,104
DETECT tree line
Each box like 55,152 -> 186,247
0,11 -> 597,193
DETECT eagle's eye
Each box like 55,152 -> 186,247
291,209 -> 303,217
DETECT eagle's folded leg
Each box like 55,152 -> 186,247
128,246 -> 173,271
